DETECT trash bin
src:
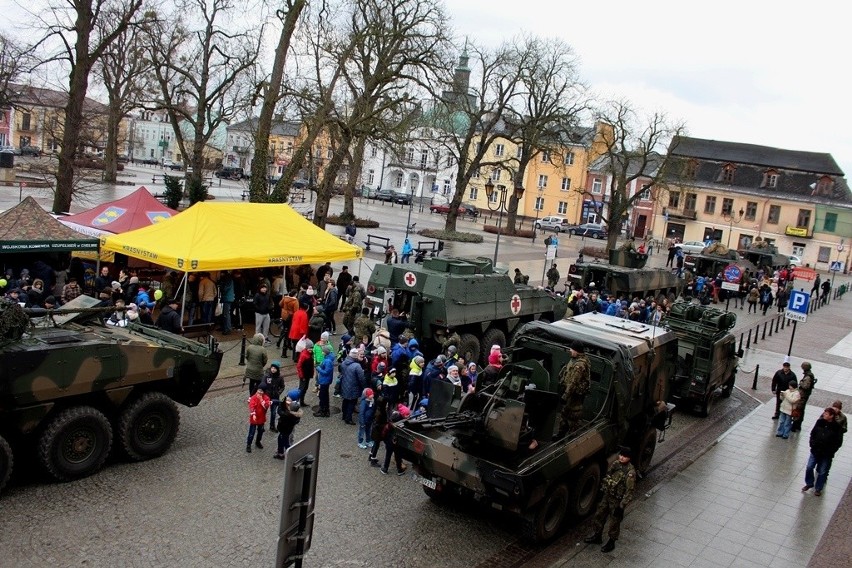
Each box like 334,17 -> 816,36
0,150 -> 14,169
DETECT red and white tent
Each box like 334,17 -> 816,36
60,186 -> 178,238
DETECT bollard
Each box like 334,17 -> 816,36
746,329 -> 752,349
775,316 -> 781,333
238,331 -> 247,366
738,332 -> 743,353
754,324 -> 759,345
751,364 -> 760,390
768,319 -> 773,337
762,321 -> 767,340
781,315 -> 786,330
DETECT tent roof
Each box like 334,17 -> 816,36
100,201 -> 363,271
0,197 -> 100,253
60,187 -> 178,234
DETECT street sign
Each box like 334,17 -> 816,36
721,281 -> 740,292
785,290 -> 810,322
792,267 -> 817,281
276,429 -> 321,568
829,261 -> 844,272
722,264 -> 742,283
545,245 -> 556,260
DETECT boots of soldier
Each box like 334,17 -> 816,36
583,533 -> 603,545
601,538 -> 616,553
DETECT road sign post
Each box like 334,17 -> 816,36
784,289 -> 809,357
276,429 -> 321,568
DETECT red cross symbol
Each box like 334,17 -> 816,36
404,271 -> 417,287
510,294 -> 522,315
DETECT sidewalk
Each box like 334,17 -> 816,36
547,287 -> 852,567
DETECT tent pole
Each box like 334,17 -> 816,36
178,272 -> 188,324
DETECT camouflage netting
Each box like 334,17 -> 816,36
704,242 -> 730,256
0,300 -> 30,340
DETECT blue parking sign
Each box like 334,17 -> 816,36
785,290 -> 810,322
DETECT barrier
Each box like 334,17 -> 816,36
363,234 -> 391,252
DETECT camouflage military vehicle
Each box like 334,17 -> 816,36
683,243 -> 757,278
366,256 -> 567,364
567,253 -> 683,300
738,241 -> 790,273
665,302 -> 741,417
393,312 -> 675,542
0,295 -> 222,493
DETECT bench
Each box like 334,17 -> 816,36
416,240 -> 444,257
181,322 -> 215,339
301,210 -> 314,220
363,234 -> 391,251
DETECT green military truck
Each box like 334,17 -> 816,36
665,302 -> 740,417
567,250 -> 683,300
0,296 -> 222,494
392,312 -> 675,542
366,256 -> 567,364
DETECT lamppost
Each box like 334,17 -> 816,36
723,207 -> 745,247
485,179 -> 525,265
404,182 -> 416,241
532,187 -> 543,244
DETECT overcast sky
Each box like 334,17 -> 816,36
447,0 -> 852,177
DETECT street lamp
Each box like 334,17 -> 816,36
404,182 -> 416,241
532,187 -> 543,244
485,179 -> 525,265
724,207 -> 745,247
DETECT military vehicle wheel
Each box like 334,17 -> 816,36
699,391 -> 715,417
38,406 -> 113,481
721,374 -> 736,398
523,482 -> 569,542
569,462 -> 601,518
635,428 -> 657,475
458,333 -> 481,365
480,328 -> 506,365
0,434 -> 13,493
119,392 -> 180,461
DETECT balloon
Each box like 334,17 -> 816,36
0,278 -> 6,288
154,289 -> 164,300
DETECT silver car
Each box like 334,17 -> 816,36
535,216 -> 573,232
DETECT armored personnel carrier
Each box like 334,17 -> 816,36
366,256 -> 567,364
683,242 -> 757,278
0,296 -> 222,494
393,312 -> 675,542
738,240 -> 790,273
567,249 -> 683,300
665,302 -> 741,416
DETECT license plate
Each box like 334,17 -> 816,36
412,472 -> 436,490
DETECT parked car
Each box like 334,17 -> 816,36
166,161 -> 184,171
676,240 -> 708,255
215,166 -> 245,180
429,202 -> 480,217
375,189 -> 395,202
788,254 -> 802,267
141,157 -> 160,165
19,145 -> 41,157
393,191 -> 413,205
535,215 -> 574,233
569,222 -> 608,239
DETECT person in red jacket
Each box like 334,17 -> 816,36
289,302 -> 310,363
246,384 -> 271,453
295,339 -> 315,407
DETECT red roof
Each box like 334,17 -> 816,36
62,187 -> 178,234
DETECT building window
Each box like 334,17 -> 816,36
824,212 -> 838,232
433,152 -> 440,167
744,201 -> 757,221
797,209 -> 811,228
557,201 -> 567,215
286,142 -> 293,155
565,152 -> 575,166
494,144 -> 505,157
535,196 -> 545,211
591,178 -> 602,194
420,150 -> 428,168
684,193 -> 697,212
720,164 -> 735,184
792,243 -> 805,257
538,174 -> 548,188
561,177 -> 571,191
668,192 -> 680,208
21,113 -> 31,131
684,160 -> 698,179
406,148 -> 414,163
491,169 -> 501,181
370,145 -> 378,158
367,169 -> 375,185
469,186 -> 478,200
639,184 -> 651,200
721,198 -> 733,216
541,150 -> 550,163
704,196 -> 716,214
394,172 -> 403,188
767,205 -> 780,224
762,170 -> 779,188
473,167 -> 480,178
488,190 -> 498,204
443,179 -> 451,194
815,176 -> 833,195
818,246 -> 831,263
446,155 -> 454,167
516,146 -> 523,159
327,148 -> 334,159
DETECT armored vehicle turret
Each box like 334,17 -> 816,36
665,302 -> 741,416
366,256 -> 567,364
393,312 -> 676,542
0,296 -> 222,494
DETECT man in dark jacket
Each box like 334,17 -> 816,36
802,407 -> 844,496
335,266 -> 352,311
421,355 -> 447,400
156,299 -> 183,334
385,309 -> 408,344
770,362 -> 797,419
339,349 -> 366,425
253,283 -> 273,344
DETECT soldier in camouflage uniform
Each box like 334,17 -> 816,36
558,340 -> 591,436
584,447 -> 636,553
342,282 -> 364,334
441,328 -> 460,354
792,361 -> 818,432
353,307 -> 377,346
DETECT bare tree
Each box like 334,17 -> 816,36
247,0 -> 307,201
0,33 -> 36,110
29,0 -> 144,213
144,0 -> 261,192
586,100 -> 685,250
95,19 -> 152,182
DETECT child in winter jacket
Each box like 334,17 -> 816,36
358,388 -> 376,448
246,384 -> 271,452
274,389 -> 304,458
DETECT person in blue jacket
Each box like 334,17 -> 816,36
401,239 -> 414,263
357,388 -> 376,448
313,345 -> 335,417
340,348 -> 366,425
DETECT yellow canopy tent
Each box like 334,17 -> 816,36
100,201 -> 362,271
